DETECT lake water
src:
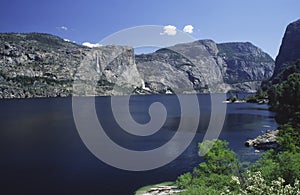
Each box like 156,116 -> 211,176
0,94 -> 277,194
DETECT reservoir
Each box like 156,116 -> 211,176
0,94 -> 277,194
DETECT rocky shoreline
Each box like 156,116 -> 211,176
245,130 -> 280,150
135,183 -> 183,195
139,186 -> 182,195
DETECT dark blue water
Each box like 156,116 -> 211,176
0,94 -> 277,195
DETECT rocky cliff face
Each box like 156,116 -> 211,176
273,19 -> 300,77
0,33 -> 275,98
0,33 -> 142,98
73,45 -> 143,96
0,33 -> 84,98
218,42 -> 274,84
136,40 -> 274,93
263,19 -> 300,88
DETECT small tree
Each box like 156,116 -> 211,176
198,139 -> 240,175
176,140 -> 241,194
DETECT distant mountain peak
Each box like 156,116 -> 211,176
0,32 -> 275,98
136,39 -> 274,93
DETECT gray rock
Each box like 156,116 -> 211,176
273,19 -> 300,77
136,40 -> 274,93
0,33 -> 143,98
0,33 -> 275,98
218,42 -> 274,85
245,130 -> 279,150
74,46 -> 143,96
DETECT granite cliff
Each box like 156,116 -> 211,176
274,19 -> 300,77
265,19 -> 300,86
136,40 -> 274,93
0,33 -> 275,98
0,33 -> 142,98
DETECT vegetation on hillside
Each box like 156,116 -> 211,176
176,139 -> 300,194
262,59 -> 300,90
267,72 -> 300,124
0,33 -> 81,50
176,60 -> 300,194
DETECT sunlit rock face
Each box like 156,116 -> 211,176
273,19 -> 300,78
0,33 -> 274,98
136,40 -> 274,93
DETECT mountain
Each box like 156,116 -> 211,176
266,19 -> 300,86
274,19 -> 300,77
0,33 -> 142,98
136,40 -> 274,93
0,33 -> 274,98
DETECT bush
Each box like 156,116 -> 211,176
229,171 -> 300,195
198,140 -> 240,175
176,140 -> 241,194
268,73 -> 300,124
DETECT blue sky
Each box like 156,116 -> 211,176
1,0 -> 300,58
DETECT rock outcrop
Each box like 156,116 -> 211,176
136,40 -> 274,93
273,19 -> 300,78
138,185 -> 182,195
0,33 -> 143,98
0,33 -> 275,98
261,19 -> 300,89
73,45 -> 143,96
218,42 -> 274,85
245,130 -> 279,150
135,183 -> 184,195
0,33 -> 85,98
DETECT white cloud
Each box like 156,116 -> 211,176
183,25 -> 194,34
82,42 -> 102,48
64,39 -> 76,43
160,25 -> 177,36
57,26 -> 68,31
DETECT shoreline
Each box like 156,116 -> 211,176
245,129 -> 280,150
134,182 -> 182,195
0,92 -> 256,100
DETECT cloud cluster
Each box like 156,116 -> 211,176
160,24 -> 194,36
57,26 -> 68,31
82,42 -> 102,48
183,25 -> 194,34
160,25 -> 177,36
64,39 -> 76,43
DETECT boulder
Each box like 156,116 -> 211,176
245,130 -> 279,150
